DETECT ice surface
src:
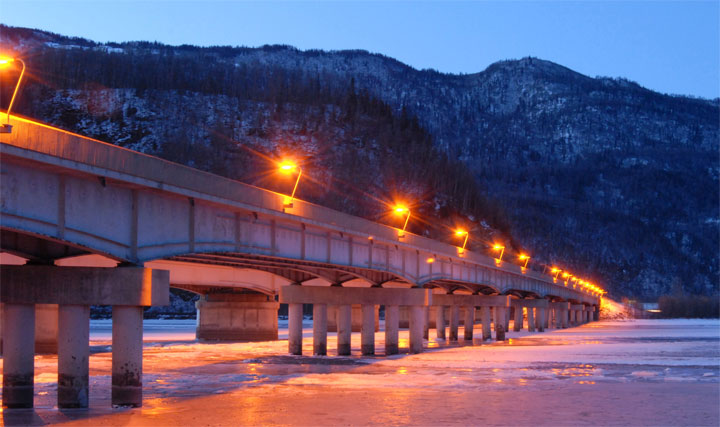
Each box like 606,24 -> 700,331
1,319 -> 718,426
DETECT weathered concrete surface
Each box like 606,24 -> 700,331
0,266 -> 169,306
58,304 -> 90,408
431,294 -> 511,307
111,306 -> 143,407
327,304 -> 379,333
2,303 -> 35,408
280,286 -> 430,306
196,293 -> 279,342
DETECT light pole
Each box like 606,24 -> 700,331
279,160 -> 302,208
0,56 -> 26,133
393,205 -> 411,238
455,229 -> 469,253
518,254 -> 530,268
492,244 -> 505,262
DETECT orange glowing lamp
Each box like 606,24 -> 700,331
492,244 -> 505,262
550,267 -> 562,279
455,229 -> 469,253
393,204 -> 411,238
518,254 -> 530,268
278,160 -> 302,208
0,55 -> 26,133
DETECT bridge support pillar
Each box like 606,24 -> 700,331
361,304 -> 375,355
58,304 -> 90,408
464,306 -> 475,340
504,307 -> 511,333
288,303 -> 303,355
328,304 -> 379,333
449,305 -> 460,341
35,303 -> 59,354
562,309 -> 569,328
313,304 -> 328,356
481,306 -> 492,340
595,305 -> 600,321
525,307 -> 534,332
196,293 -> 279,342
536,307 -> 546,332
337,304 -> 352,356
435,306 -> 446,340
555,308 -> 562,329
385,305 -> 399,355
2,303 -> 35,409
494,307 -> 506,341
423,306 -> 430,340
112,305 -> 143,407
409,305 -> 424,354
513,305 -> 523,332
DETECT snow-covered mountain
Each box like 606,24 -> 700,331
1,25 -> 717,298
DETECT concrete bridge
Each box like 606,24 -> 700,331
0,113 -> 601,409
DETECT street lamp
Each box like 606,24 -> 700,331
393,204 -> 411,238
492,244 -> 505,262
550,267 -> 562,279
0,55 -> 26,133
455,229 -> 469,253
278,160 -> 302,208
518,253 -> 530,268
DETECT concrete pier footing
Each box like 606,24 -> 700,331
449,305 -> 460,341
409,306 -> 424,354
337,304 -> 352,356
58,304 -> 90,408
436,305 -> 446,339
111,305 -> 144,407
385,305 -> 399,355
527,307 -> 536,332
513,306 -> 523,332
494,307 -> 506,341
463,306 -> 475,340
361,304 -> 375,355
196,293 -> 279,342
313,304 -> 328,356
2,303 -> 35,409
288,303 -> 303,355
481,306 -> 492,340
536,307 -> 546,332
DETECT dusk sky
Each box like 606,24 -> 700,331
1,0 -> 718,99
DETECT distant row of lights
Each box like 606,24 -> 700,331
277,159 -> 606,297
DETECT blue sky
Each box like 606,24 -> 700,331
1,0 -> 718,98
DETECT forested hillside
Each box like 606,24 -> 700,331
1,25 -> 717,298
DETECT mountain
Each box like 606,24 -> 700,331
1,25 -> 718,299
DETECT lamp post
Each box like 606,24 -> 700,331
551,267 -> 562,279
279,160 -> 302,208
518,254 -> 530,268
393,205 -> 411,238
0,56 -> 26,133
455,230 -> 469,253
492,244 -> 505,262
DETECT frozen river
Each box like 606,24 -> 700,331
2,319 -> 719,426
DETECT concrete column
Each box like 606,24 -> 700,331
527,307 -> 536,332
569,309 -> 576,326
435,306 -> 446,340
481,306 -> 492,340
196,293 -> 279,341
449,305 -> 460,341
35,303 -> 59,354
313,303 -> 328,356
423,306 -> 430,340
2,303 -> 35,408
112,305 -> 144,407
544,306 -> 551,330
385,305 -> 399,355
562,309 -> 569,328
408,305 -> 424,354
555,309 -> 562,329
58,304 -> 90,408
504,308 -> 511,333
361,304 -> 375,356
463,306 -> 475,340
595,306 -> 600,321
337,304 -> 352,356
536,307 -> 546,332
513,305 -> 523,332
576,310 -> 582,325
288,303 -> 303,355
494,306 -> 506,341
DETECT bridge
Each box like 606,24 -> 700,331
0,113 -> 601,409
